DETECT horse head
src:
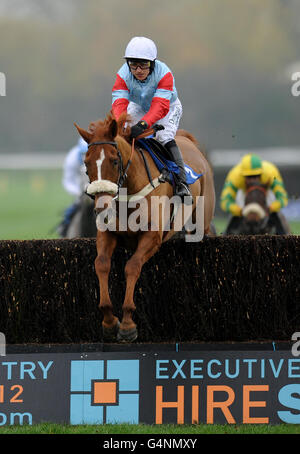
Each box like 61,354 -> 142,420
74,113 -> 131,227
241,182 -> 270,234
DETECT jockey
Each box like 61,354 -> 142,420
57,137 -> 88,237
62,137 -> 88,197
112,36 -> 192,201
220,153 -> 289,233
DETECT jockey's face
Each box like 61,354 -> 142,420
128,60 -> 150,81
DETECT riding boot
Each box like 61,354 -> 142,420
164,139 -> 193,203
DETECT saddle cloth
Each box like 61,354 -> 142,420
137,138 -> 203,185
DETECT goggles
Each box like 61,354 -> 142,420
128,60 -> 151,70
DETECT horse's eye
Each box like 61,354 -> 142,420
113,159 -> 118,167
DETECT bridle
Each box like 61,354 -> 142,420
245,184 -> 268,211
86,139 -> 136,198
85,125 -> 163,199
243,182 -> 270,232
245,184 -> 267,197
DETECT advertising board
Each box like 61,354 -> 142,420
0,346 -> 299,425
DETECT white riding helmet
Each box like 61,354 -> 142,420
124,37 -> 157,61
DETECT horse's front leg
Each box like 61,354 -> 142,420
118,231 -> 161,342
95,230 -> 119,341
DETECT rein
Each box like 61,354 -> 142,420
87,140 -> 130,191
245,185 -> 267,196
87,127 -> 160,197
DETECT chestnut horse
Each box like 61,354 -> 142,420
225,181 -> 290,235
75,113 -> 215,342
242,183 -> 271,234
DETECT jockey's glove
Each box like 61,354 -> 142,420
130,120 -> 148,139
269,200 -> 281,213
229,203 -> 242,217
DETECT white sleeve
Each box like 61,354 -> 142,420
62,146 -> 82,196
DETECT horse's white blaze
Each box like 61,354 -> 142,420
86,149 -> 118,195
96,149 -> 105,180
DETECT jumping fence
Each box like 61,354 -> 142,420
0,236 -> 299,345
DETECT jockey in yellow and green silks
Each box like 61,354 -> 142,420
220,153 -> 288,217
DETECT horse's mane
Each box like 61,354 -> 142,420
115,112 -> 132,141
87,111 -> 131,143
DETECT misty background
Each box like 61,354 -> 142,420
0,0 -> 300,153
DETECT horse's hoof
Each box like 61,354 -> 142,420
102,320 -> 120,342
117,327 -> 138,343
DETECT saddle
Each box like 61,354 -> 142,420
136,137 -> 203,190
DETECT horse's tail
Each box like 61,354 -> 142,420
176,129 -> 199,146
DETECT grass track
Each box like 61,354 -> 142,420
1,169 -> 300,240
0,169 -> 72,240
0,423 -> 299,434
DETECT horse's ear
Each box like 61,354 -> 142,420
74,123 -> 92,144
108,119 -> 118,139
